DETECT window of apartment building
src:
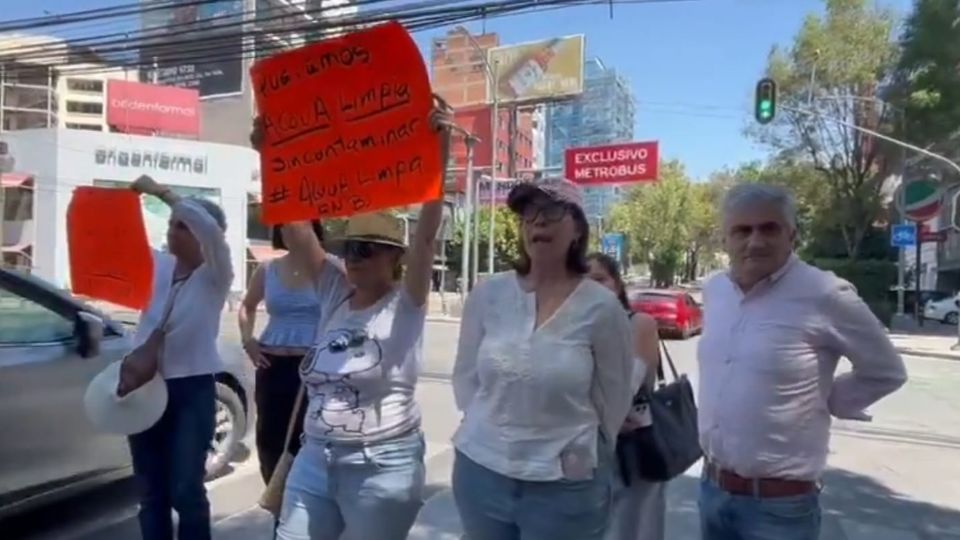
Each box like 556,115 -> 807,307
65,101 -> 103,115
66,79 -> 104,93
65,122 -> 103,131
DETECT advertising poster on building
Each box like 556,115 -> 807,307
106,80 -> 200,137
140,0 -> 244,98
93,180 -> 221,251
487,35 -> 584,104
565,141 -> 660,186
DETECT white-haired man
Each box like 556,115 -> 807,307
697,183 -> 907,540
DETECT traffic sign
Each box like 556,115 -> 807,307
896,177 -> 943,222
601,233 -> 625,262
890,224 -> 917,247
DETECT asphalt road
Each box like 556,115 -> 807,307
5,319 -> 960,540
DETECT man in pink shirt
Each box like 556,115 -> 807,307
697,183 -> 908,540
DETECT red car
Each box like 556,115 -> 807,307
629,289 -> 703,339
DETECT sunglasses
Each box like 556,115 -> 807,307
522,201 -> 571,224
344,240 -> 393,261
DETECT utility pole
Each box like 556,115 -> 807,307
461,134 -> 479,295
487,60 -> 500,275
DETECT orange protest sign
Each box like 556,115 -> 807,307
250,21 -> 442,224
67,187 -> 153,310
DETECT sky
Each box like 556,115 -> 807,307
4,0 -> 914,180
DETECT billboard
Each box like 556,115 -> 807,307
488,35 -> 584,104
140,0 -> 245,98
565,142 -> 659,186
107,80 -> 200,136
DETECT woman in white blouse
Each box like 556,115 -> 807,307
452,178 -> 640,540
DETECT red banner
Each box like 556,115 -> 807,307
107,80 -> 200,137
565,141 -> 659,185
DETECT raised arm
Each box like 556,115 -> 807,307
404,99 -> 454,307
249,117 -> 331,277
131,175 -> 233,288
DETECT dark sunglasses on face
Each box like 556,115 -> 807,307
344,240 -> 387,261
522,202 -> 570,224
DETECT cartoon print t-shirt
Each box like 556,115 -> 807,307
301,286 -> 426,444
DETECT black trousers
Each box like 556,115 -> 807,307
255,352 -> 307,484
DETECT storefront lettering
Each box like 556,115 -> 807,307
94,148 -> 207,175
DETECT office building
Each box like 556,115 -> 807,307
430,28 -> 536,194
140,0 -> 357,147
544,57 -> 635,219
0,34 -> 140,133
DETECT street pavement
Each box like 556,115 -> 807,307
7,318 -> 960,540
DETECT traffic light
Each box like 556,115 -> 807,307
755,78 -> 777,124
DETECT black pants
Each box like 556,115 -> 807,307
255,353 -> 307,484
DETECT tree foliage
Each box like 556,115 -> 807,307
608,161 -> 720,286
892,0 -> 960,152
749,0 -> 900,260
445,207 -> 520,281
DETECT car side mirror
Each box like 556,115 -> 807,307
75,312 -> 104,359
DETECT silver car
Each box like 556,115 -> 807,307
0,268 -> 253,518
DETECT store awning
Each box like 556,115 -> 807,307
1,173 -> 34,189
247,244 -> 283,263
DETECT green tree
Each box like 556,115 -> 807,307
750,0 -> 900,260
609,160 -> 694,287
892,0 -> 960,150
445,207 -> 520,281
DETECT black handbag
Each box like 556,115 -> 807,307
615,341 -> 702,484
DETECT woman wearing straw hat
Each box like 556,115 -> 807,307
451,178 -> 640,540
122,175 -> 233,540
250,98 -> 454,540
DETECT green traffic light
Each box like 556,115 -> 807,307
755,78 -> 777,124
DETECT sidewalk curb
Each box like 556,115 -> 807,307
426,315 -> 462,323
895,347 -> 960,361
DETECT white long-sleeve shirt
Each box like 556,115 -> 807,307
697,256 -> 908,481
452,272 -> 638,482
132,199 -> 233,379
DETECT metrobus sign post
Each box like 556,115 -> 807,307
564,141 -> 659,186
893,176 -> 944,324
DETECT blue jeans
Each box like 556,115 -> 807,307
699,476 -> 821,540
452,449 -> 614,540
276,430 -> 426,540
128,375 -> 216,540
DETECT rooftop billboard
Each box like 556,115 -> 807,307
487,35 -> 584,104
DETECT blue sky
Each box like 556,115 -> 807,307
5,0 -> 913,179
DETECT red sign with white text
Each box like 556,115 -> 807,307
107,80 -> 200,137
565,141 -> 659,185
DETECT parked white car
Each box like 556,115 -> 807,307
924,295 -> 960,325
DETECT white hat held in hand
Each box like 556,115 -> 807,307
84,361 -> 168,436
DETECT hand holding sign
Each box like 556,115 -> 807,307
67,187 -> 153,309
250,21 -> 442,224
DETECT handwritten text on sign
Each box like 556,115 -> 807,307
564,141 -> 660,186
250,22 -> 441,224
67,187 -> 154,310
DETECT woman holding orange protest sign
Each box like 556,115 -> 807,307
120,175 -> 233,540
249,96 -> 454,540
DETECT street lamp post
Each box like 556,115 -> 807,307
487,60 -> 500,275
461,134 -> 479,295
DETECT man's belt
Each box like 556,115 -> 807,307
704,461 -> 818,498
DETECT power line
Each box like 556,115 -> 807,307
1,0 -> 686,78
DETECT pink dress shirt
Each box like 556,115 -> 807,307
697,255 -> 907,481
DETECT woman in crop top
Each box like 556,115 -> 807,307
452,178 -> 639,540
239,221 -> 347,484
248,99 -> 454,540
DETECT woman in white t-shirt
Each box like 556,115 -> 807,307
452,178 -> 640,540
251,102 -> 454,540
